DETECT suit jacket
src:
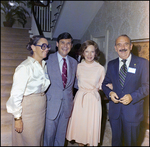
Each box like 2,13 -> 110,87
45,52 -> 77,120
102,53 -> 149,123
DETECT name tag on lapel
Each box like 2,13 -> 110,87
128,67 -> 136,74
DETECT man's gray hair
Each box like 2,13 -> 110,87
115,34 -> 132,45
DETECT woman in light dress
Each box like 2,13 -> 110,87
66,40 -> 107,146
6,35 -> 51,146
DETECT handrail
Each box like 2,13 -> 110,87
31,0 -> 52,33
30,0 -> 64,38
32,1 -> 50,7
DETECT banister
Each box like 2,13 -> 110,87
30,0 -> 64,39
31,0 -> 50,7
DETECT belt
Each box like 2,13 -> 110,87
79,88 -> 99,107
24,92 -> 45,97
40,92 -> 45,96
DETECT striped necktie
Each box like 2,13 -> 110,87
119,59 -> 127,88
62,58 -> 67,88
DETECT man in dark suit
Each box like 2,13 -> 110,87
69,43 -> 82,63
68,43 -> 82,97
102,34 -> 149,146
74,43 -> 82,63
44,32 -> 77,146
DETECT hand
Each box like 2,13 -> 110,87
119,94 -> 132,105
106,83 -> 113,90
109,91 -> 119,103
15,119 -> 23,133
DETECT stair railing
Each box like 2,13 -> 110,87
30,0 -> 64,39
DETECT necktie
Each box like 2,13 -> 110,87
119,59 -> 127,88
62,58 -> 67,88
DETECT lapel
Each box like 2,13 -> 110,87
51,53 -> 64,88
113,58 -> 121,89
123,54 -> 138,88
66,56 -> 73,88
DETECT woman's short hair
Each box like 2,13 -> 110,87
80,40 -> 100,61
26,35 -> 46,55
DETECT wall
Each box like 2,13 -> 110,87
81,1 -> 149,114
81,1 -> 149,65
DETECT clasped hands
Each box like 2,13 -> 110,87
106,84 -> 132,105
109,91 -> 132,105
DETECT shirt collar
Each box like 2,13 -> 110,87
119,53 -> 132,63
27,56 -> 46,67
57,51 -> 68,63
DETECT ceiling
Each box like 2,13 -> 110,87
52,1 -> 104,40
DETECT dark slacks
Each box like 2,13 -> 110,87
43,102 -> 69,146
109,113 -> 141,146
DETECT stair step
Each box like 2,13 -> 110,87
1,26 -> 29,33
1,96 -> 9,109
1,59 -> 24,67
1,94 -> 10,101
1,52 -> 29,60
1,124 -> 12,146
1,109 -> 13,125
1,37 -> 29,42
1,44 -> 30,51
1,50 -> 29,54
1,84 -> 12,97
1,91 -> 10,98
1,34 -> 29,39
1,66 -> 16,75
1,75 -> 13,84
1,40 -> 29,45
1,48 -> 29,54
1,30 -> 29,35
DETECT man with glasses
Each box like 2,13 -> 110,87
43,32 -> 78,146
102,34 -> 149,146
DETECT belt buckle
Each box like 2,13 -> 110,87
41,93 -> 45,96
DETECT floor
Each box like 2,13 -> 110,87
64,99 -> 149,146
1,101 -> 149,146
65,118 -> 112,146
65,119 -> 149,146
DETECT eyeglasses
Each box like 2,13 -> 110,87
35,43 -> 51,50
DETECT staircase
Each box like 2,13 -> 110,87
1,27 -> 30,146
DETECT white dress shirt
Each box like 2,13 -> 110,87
119,53 -> 132,71
6,56 -> 50,118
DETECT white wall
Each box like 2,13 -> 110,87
81,1 -> 149,112
81,1 -> 149,64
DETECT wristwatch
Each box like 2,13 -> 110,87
14,116 -> 22,121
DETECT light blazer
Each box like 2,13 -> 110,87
45,52 -> 77,120
102,53 -> 149,123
